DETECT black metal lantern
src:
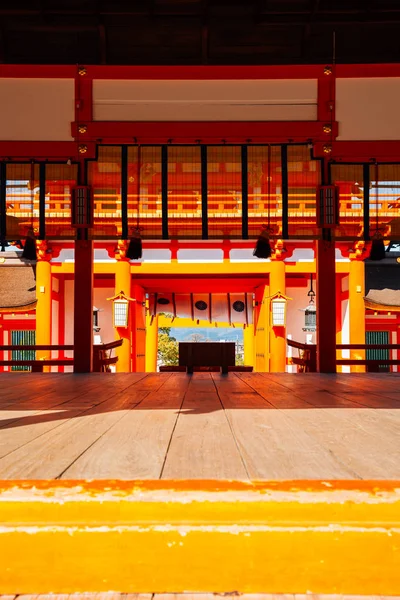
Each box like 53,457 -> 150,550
302,274 -> 316,332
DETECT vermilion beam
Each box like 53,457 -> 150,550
72,120 -> 337,144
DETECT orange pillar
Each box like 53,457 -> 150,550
269,254 -> 286,373
114,258 -> 132,373
316,238 -> 336,373
35,241 -> 52,371
254,284 -> 270,372
349,255 -> 366,372
73,239 -> 93,373
132,283 -> 146,372
145,312 -> 158,372
336,274 -> 343,373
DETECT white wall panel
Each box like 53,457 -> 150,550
0,78 -> 74,141
93,79 -> 317,121
337,78 -> 400,140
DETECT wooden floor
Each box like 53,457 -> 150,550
0,372 -> 399,480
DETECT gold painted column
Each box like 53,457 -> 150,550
35,241 -> 52,370
269,244 -> 286,373
145,312 -> 158,372
243,324 -> 255,368
114,243 -> 132,373
349,243 -> 366,372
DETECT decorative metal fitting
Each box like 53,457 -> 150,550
78,144 -> 88,154
78,66 -> 87,76
323,145 -> 332,154
78,124 -> 88,134
324,66 -> 332,75
323,124 -> 332,134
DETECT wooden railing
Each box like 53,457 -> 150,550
287,339 -> 400,372
0,339 -> 123,372
337,344 -> 400,372
287,339 -> 317,372
6,192 -> 399,222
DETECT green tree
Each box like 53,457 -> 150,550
158,332 -> 179,366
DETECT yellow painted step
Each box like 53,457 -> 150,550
0,480 -> 399,595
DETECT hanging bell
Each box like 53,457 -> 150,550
368,231 -> 386,261
21,230 -> 37,262
253,227 -> 272,259
126,229 -> 142,260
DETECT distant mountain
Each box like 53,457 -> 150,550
169,327 -> 243,342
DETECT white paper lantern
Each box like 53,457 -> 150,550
271,297 -> 287,327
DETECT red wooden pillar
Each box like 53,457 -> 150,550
73,239 -> 94,372
316,238 -> 336,372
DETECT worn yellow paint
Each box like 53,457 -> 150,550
1,480 -> 398,595
114,260 -> 132,372
349,259 -> 366,372
145,312 -> 158,372
35,260 -> 52,371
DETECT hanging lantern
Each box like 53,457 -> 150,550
316,185 -> 340,228
302,274 -> 316,332
270,292 -> 291,327
107,291 -> 135,328
303,303 -> 317,331
71,186 -> 93,228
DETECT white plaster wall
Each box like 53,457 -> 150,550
93,79 -> 318,121
337,78 -> 400,140
341,299 -> 350,373
51,298 -> 59,372
286,286 -> 315,373
63,281 -> 115,365
0,78 -> 74,141
64,279 -> 74,372
93,287 -> 115,345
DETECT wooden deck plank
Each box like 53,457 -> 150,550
212,373 -> 355,479
60,373 -> 188,479
0,376 -> 149,469
288,407 -> 400,479
0,372 -> 399,481
236,371 -> 315,408
161,373 -> 249,479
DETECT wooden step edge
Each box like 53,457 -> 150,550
0,480 -> 399,595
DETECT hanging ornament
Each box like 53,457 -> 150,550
21,228 -> 37,261
253,225 -> 272,258
369,230 -> 386,261
126,227 -> 142,260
